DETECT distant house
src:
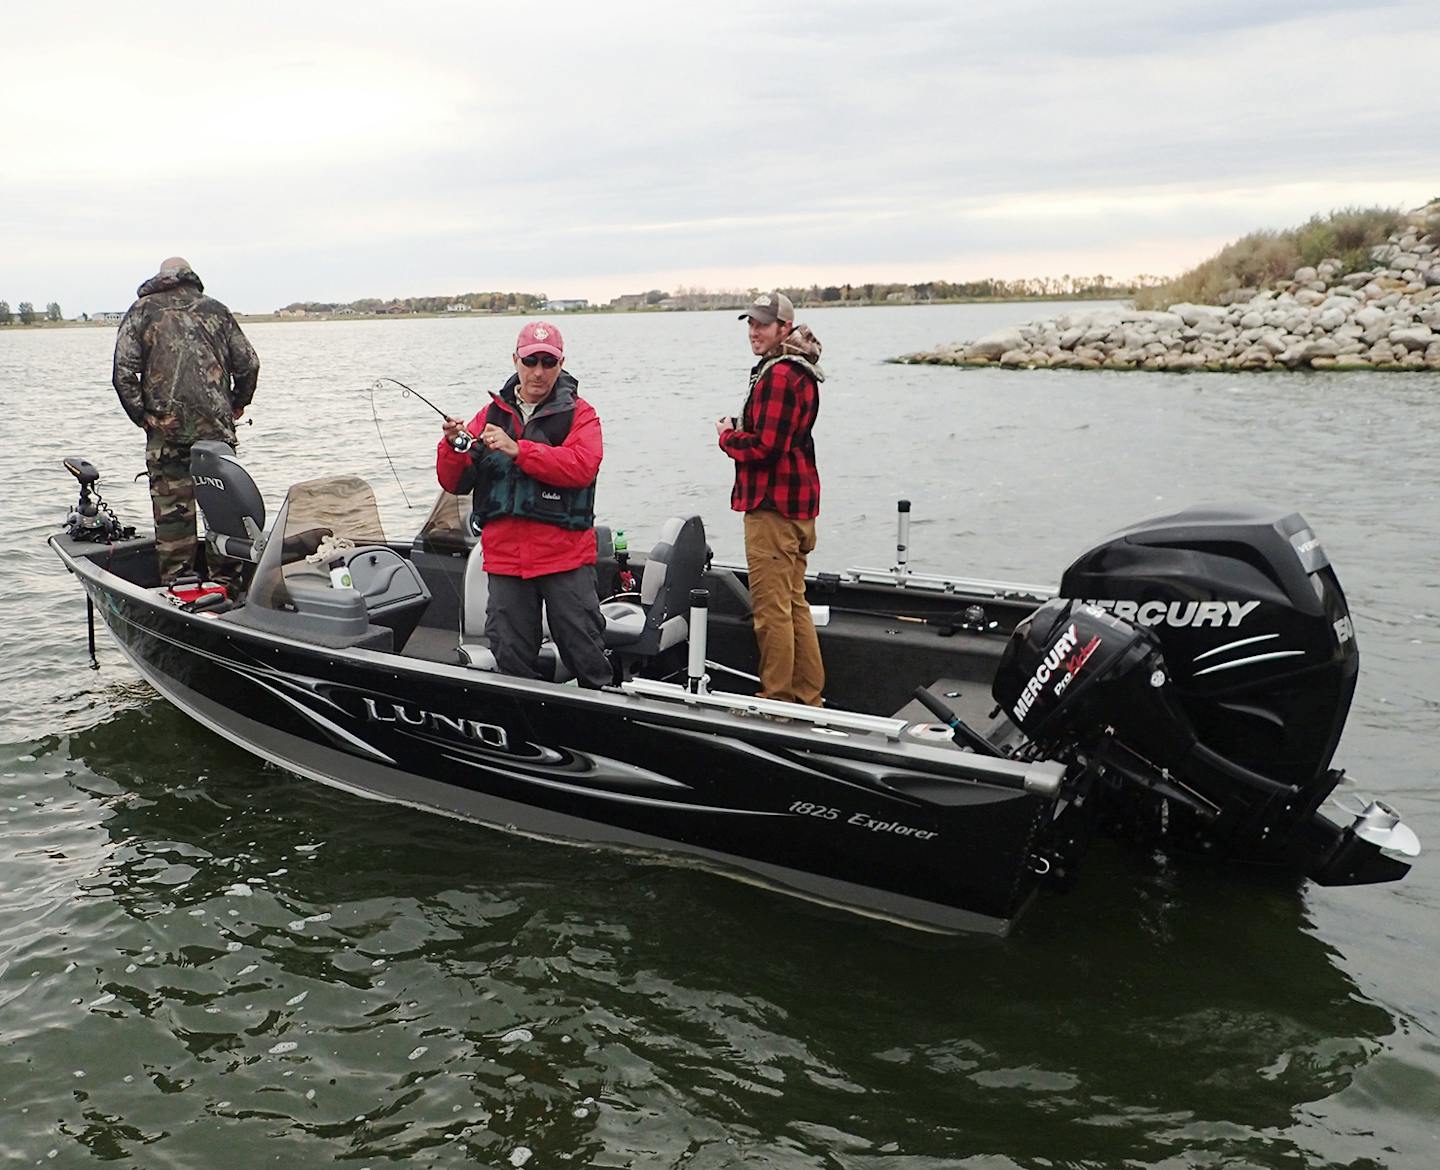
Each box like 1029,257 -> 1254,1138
334,306 -> 358,315
93,311 -> 125,323
375,303 -> 408,315
446,302 -> 472,312
275,308 -> 308,318
608,294 -> 646,310
544,299 -> 588,312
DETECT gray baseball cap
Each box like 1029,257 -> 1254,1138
738,291 -> 794,325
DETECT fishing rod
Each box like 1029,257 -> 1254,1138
373,377 -> 476,447
368,377 -> 477,508
825,604 -> 998,636
374,376 -> 458,423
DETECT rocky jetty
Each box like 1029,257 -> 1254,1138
899,216 -> 1440,372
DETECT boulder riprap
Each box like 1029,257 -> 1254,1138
897,214 -> 1440,372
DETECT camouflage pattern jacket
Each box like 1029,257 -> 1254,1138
112,267 -> 260,442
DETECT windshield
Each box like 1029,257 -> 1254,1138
414,489 -> 474,555
248,476 -> 388,612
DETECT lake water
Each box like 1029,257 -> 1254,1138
2,304 -> 1437,1168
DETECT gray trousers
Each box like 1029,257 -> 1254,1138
485,565 -> 612,689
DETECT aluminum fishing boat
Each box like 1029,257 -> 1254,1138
49,447 -> 1419,934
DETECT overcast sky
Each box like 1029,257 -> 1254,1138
4,0 -> 1437,315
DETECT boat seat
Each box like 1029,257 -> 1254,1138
600,514 -> 706,659
458,517 -> 705,679
192,441 -> 269,563
457,542 -> 572,682
191,441 -> 330,565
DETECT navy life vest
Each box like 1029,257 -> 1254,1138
468,372 -> 596,531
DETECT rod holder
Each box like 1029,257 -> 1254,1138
895,499 -> 911,582
687,588 -> 710,694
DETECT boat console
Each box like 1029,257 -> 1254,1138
191,450 -> 432,651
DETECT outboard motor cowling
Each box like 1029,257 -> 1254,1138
1060,505 -> 1356,794
992,505 -> 1417,888
993,600 -> 1162,746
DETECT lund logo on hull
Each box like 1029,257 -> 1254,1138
361,698 -> 509,749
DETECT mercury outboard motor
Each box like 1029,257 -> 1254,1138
993,505 -> 1418,888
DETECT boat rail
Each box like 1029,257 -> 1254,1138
620,678 -> 910,740
709,557 -> 1053,603
841,567 -> 1054,601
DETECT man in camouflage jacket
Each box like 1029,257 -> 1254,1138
112,258 -> 260,582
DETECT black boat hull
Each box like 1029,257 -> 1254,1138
58,536 -> 1062,934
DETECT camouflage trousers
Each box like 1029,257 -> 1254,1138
145,432 -> 231,582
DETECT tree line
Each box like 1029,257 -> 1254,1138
777,274 -> 1167,304
0,301 -> 63,325
277,291 -> 547,315
624,275 -> 1167,312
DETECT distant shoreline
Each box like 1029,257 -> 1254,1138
3,293 -> 1130,330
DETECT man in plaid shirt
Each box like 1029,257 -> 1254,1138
715,291 -> 826,706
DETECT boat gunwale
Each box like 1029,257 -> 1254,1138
50,532 -> 1063,797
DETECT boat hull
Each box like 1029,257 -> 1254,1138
59,537 -> 1058,935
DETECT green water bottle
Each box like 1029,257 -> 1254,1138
614,530 -> 636,593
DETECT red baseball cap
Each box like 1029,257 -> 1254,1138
516,321 -> 564,359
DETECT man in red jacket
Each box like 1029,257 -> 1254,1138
437,322 -> 610,688
715,292 -> 825,706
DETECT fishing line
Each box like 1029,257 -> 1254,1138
368,380 -> 414,508
369,376 -> 471,635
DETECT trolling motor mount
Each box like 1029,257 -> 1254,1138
62,457 -> 134,543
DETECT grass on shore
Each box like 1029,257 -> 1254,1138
1133,205 -> 1410,310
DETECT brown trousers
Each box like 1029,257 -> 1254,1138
744,510 -> 825,706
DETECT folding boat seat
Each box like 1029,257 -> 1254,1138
190,442 -> 334,567
457,515 -> 707,681
457,542 -> 574,680
191,441 -> 269,563
600,515 -> 707,664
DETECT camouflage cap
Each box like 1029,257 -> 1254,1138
738,291 -> 793,325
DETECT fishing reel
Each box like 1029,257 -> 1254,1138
62,457 -> 134,543
448,428 -> 475,453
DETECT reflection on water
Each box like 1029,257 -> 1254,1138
0,705 -> 1397,1166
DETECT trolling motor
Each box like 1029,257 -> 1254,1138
62,457 -> 133,543
60,457 -> 135,670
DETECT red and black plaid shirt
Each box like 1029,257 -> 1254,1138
718,357 -> 820,519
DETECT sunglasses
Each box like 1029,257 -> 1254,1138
519,353 -> 560,369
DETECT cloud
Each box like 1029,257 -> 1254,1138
2,0 -> 1436,313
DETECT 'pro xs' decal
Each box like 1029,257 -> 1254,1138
1012,622 -> 1102,724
